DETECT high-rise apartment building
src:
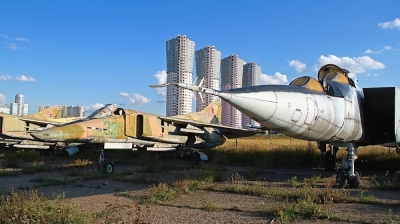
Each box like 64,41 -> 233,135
61,106 -> 84,118
220,55 -> 244,128
10,94 -> 28,116
242,62 -> 261,128
165,35 -> 195,116
195,45 -> 221,112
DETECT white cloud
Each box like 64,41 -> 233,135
154,70 -> 167,84
119,92 -> 151,105
260,72 -> 288,85
15,75 -> 36,82
378,18 -> 400,29
0,75 -> 12,81
6,43 -> 19,50
383,46 -> 392,50
0,34 -> 10,39
288,60 -> 308,73
15,37 -> 30,42
119,92 -> 130,98
315,55 -> 385,74
0,93 -> 6,105
365,45 -> 393,54
365,49 -> 380,54
153,70 -> 167,103
83,103 -> 104,112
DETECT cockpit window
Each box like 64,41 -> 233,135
348,78 -> 355,88
289,76 -> 324,92
87,104 -> 118,119
325,84 -> 334,96
318,64 -> 355,87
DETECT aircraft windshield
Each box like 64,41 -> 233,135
87,104 -> 118,119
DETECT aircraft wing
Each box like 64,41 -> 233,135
158,116 -> 260,139
18,117 -> 65,126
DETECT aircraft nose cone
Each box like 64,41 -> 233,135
31,129 -> 60,141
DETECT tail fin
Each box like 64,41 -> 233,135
176,98 -> 222,124
26,106 -> 63,120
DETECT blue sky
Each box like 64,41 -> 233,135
0,1 -> 399,115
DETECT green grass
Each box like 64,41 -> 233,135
144,178 -> 215,204
0,188 -> 92,223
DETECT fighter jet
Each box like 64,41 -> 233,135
31,100 -> 259,173
151,64 -> 400,188
0,106 -> 82,150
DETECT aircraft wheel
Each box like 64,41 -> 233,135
104,161 -> 115,174
98,161 -> 115,173
337,170 -> 347,188
348,171 -> 360,189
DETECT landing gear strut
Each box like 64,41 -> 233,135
97,146 -> 114,173
176,146 -> 208,165
318,142 -> 338,171
335,143 -> 360,188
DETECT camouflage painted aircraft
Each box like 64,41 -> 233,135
31,99 -> 258,172
0,106 -> 82,149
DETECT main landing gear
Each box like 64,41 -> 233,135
176,146 -> 208,165
98,146 -> 114,174
318,142 -> 360,188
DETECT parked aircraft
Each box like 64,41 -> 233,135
31,100 -> 259,173
0,106 -> 82,149
151,64 -> 400,188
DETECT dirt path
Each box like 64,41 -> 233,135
1,160 -> 399,223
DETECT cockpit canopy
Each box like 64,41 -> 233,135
317,64 -> 355,87
289,76 -> 324,93
87,104 -> 118,119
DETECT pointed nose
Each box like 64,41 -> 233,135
31,129 -> 61,141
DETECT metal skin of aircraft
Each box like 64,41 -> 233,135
0,106 -> 82,150
31,100 -> 259,173
151,64 -> 400,189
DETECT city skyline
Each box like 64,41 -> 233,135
1,1 -> 399,115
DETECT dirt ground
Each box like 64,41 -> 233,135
1,154 -> 399,223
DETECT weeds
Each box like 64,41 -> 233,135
21,160 -> 51,174
67,158 -> 92,168
288,176 -> 299,188
144,178 -> 215,204
94,199 -> 149,224
358,190 -> 375,203
271,198 -> 337,223
202,198 -> 222,212
0,188 -> 91,223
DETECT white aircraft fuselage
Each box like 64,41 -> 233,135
217,81 -> 365,143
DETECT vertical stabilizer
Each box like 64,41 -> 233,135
175,98 -> 222,124
26,106 -> 63,120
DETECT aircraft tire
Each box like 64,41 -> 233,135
337,170 -> 347,188
98,160 -> 115,173
104,162 -> 115,174
348,171 -> 360,189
